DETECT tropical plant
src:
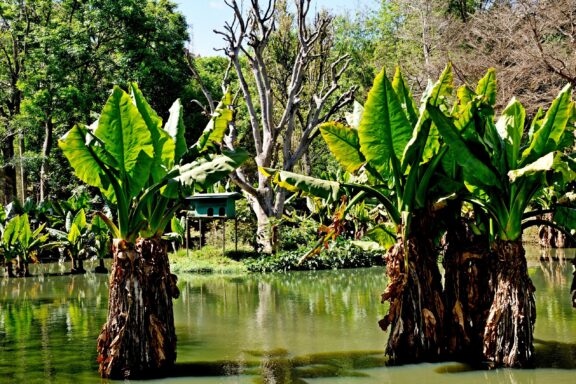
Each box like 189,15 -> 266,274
0,213 -> 48,277
426,73 -> 576,367
45,208 -> 91,274
58,84 -> 248,379
264,64 -> 461,363
91,214 -> 111,274
163,215 -> 186,253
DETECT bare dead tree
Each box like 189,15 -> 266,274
441,0 -> 576,115
210,0 -> 355,253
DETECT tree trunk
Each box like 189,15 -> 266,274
5,262 -> 15,278
538,212 -> 574,248
1,137 -> 17,204
443,218 -> 495,362
571,258 -> 576,308
248,194 -> 275,254
15,133 -> 25,202
39,118 -> 53,202
94,257 -> 108,274
379,214 -> 445,363
483,239 -> 536,368
97,237 -> 180,379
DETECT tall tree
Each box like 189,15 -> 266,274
213,0 -> 355,253
0,0 -> 33,204
2,0 -> 190,203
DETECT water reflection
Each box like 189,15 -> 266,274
0,247 -> 575,383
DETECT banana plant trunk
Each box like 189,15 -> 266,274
443,218 -> 495,362
538,212 -> 574,248
97,237 -> 180,379
379,213 -> 445,363
483,239 -> 536,368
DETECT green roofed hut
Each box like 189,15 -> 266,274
186,192 -> 242,218
184,192 -> 242,256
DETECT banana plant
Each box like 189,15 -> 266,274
91,214 -> 111,274
264,64 -> 461,363
163,215 -> 186,252
45,208 -> 92,274
426,73 -> 576,367
1,214 -> 48,277
58,84 -> 248,379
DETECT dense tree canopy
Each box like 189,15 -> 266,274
0,0 -> 189,203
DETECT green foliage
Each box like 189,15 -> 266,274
244,238 -> 383,273
426,71 -> 576,241
1,214 -> 47,263
169,247 -> 247,274
265,65 -> 459,261
0,0 -> 190,201
59,84 -> 248,244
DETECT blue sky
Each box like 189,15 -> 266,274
175,0 -> 377,57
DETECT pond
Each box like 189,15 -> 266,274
0,246 -> 575,383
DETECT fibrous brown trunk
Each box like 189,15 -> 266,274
483,239 -> 536,368
97,237 -> 180,379
443,219 -> 495,362
538,212 -> 575,248
94,258 -> 108,274
379,214 -> 445,363
5,262 -> 15,278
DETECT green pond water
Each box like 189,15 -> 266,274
1,246 -> 575,383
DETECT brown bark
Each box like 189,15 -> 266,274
443,219 -> 495,362
538,212 -> 575,248
379,214 -> 445,363
483,239 -> 536,368
97,237 -> 180,379
94,258 -> 108,274
2,138 -> 17,204
5,262 -> 15,278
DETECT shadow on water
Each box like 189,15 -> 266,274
534,338 -> 576,369
168,349 -> 387,383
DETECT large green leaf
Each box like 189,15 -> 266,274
164,99 -> 187,163
72,208 -> 87,232
345,101 -> 364,129
68,223 -> 81,244
59,125 -> 108,190
496,98 -> 525,169
428,63 -> 454,107
176,149 -> 249,190
508,152 -> 576,183
521,84 -> 573,165
367,223 -> 397,249
3,215 -> 20,246
401,64 -> 453,170
427,104 -> 501,188
553,206 -> 576,233
319,122 -> 365,173
130,83 -> 175,181
90,214 -> 109,237
475,68 -> 497,106
261,168 -> 341,202
190,91 -> 233,154
18,214 -> 31,249
95,86 -> 154,198
359,69 -> 412,178
392,67 -> 418,126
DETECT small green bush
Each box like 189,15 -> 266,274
244,237 -> 384,273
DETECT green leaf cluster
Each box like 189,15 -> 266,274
59,85 -> 248,243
